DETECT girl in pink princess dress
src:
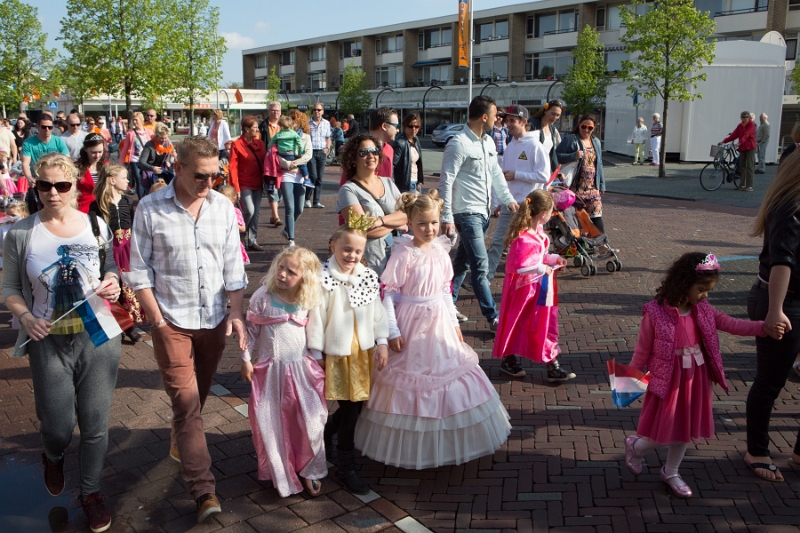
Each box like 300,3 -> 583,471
624,252 -> 782,498
241,247 -> 327,497
355,190 -> 511,469
493,189 -> 573,383
221,185 -> 250,264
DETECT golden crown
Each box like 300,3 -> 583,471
346,209 -> 377,232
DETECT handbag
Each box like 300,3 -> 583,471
561,161 -> 579,189
88,210 -> 135,331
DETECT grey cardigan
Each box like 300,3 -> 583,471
1,214 -> 118,357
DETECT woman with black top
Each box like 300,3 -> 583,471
138,122 -> 175,184
90,164 -> 144,343
391,113 -> 424,193
13,118 -> 30,153
745,163 -> 800,482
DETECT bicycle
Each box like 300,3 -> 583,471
699,143 -> 740,191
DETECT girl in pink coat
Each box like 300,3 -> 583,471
492,189 -> 574,382
624,252 -> 781,499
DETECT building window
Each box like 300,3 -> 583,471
280,75 -> 293,92
695,0 -> 725,16
307,72 -> 326,91
596,7 -> 606,30
417,64 -> 451,86
254,77 -> 266,90
376,65 -> 403,87
255,54 -> 267,69
279,50 -> 294,66
605,51 -> 626,73
535,12 -> 557,37
340,40 -> 362,58
526,16 -> 534,38
476,19 -> 508,41
474,55 -> 508,82
525,52 -> 573,80
558,10 -> 578,32
308,45 -> 326,62
420,27 -> 452,50
377,34 -> 404,54
791,0 -> 800,11
787,38 -> 798,60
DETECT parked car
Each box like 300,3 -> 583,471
432,124 -> 464,147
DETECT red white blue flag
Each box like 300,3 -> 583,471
607,359 -> 651,407
77,293 -> 123,347
536,272 -> 558,307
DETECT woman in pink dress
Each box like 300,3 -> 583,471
492,190 -> 573,382
241,247 -> 327,497
624,252 -> 778,498
355,190 -> 511,469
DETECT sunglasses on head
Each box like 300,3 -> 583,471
580,124 -> 595,131
36,180 -> 72,193
357,147 -> 381,158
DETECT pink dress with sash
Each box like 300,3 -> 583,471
245,287 -> 327,497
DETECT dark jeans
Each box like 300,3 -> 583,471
281,181 -> 306,240
25,186 -> 40,214
305,149 -> 327,204
129,162 -> 146,199
452,212 -> 497,321
591,216 -> 605,234
746,284 -> 800,457
325,400 -> 362,452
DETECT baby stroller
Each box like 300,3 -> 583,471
548,186 -> 622,276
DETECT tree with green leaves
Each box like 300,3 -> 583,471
338,63 -> 371,118
559,25 -> 608,117
159,0 -> 225,131
60,0 -> 168,116
619,0 -> 715,177
0,0 -> 58,113
265,66 -> 281,107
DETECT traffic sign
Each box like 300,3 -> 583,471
47,101 -> 58,111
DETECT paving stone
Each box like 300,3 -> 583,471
290,496 -> 347,524
333,507 -> 392,533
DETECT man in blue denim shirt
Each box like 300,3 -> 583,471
439,96 -> 519,331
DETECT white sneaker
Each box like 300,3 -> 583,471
288,240 -> 296,247
304,200 -> 312,208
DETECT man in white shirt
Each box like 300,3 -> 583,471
60,113 -> 88,161
487,105 -> 551,281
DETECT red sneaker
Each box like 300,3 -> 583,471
42,453 -> 64,496
80,492 -> 111,532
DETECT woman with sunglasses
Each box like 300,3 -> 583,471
556,114 -> 607,233
336,134 -> 407,274
2,152 -> 122,532
391,113 -> 424,193
76,133 -> 108,213
530,100 -> 563,173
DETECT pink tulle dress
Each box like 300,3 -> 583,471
234,207 -> 250,265
355,235 -> 511,469
493,227 -> 561,363
244,287 -> 327,497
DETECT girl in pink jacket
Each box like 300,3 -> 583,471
624,252 -> 781,498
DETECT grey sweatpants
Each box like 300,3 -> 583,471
28,330 -> 121,497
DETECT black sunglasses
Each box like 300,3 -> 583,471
357,147 -> 381,157
36,181 -> 73,193
39,125 -> 54,130
580,125 -> 595,131
313,108 -> 324,112
68,123 -> 81,127
192,171 -> 221,181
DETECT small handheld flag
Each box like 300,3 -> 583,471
607,358 -> 651,407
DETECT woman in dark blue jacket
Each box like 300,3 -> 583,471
391,113 -> 424,193
556,114 -> 606,232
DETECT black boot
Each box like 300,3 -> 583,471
546,359 -> 576,383
336,449 -> 370,495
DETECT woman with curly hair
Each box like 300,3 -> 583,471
335,134 -> 407,273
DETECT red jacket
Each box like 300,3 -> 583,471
723,121 -> 756,152
77,168 -> 96,214
229,135 -> 266,192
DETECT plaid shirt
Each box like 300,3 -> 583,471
492,126 -> 509,155
308,117 -> 331,150
124,181 -> 248,329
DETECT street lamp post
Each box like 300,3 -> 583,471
422,84 -> 442,137
375,87 -> 395,109
480,81 -> 499,96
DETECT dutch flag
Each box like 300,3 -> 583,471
536,272 -> 558,307
607,359 -> 651,407
77,293 -> 123,347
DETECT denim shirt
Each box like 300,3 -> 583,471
438,126 -> 515,224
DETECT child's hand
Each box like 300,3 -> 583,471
389,336 -> 404,353
765,321 -> 785,340
375,344 -> 389,371
556,257 -> 567,268
455,327 -> 463,343
238,225 -> 246,232
544,266 -> 553,276
240,360 -> 254,383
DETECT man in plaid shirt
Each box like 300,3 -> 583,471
125,136 -> 248,524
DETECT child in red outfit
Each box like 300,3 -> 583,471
624,252 -> 783,498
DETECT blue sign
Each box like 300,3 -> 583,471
47,101 -> 59,111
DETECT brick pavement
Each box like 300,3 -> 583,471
0,170 -> 798,533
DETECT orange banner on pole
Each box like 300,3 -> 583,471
457,0 -> 471,68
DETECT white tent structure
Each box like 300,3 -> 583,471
604,37 -> 786,163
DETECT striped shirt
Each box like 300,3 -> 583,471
124,180 -> 248,330
651,122 -> 663,138
309,117 -> 332,150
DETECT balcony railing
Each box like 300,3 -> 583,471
543,27 -> 577,35
714,5 -> 768,17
